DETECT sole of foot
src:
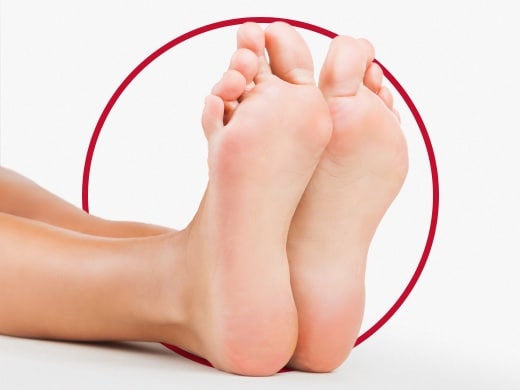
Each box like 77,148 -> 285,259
284,32 -> 408,372
170,22 -> 333,376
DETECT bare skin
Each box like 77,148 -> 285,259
182,23 -> 332,374
266,25 -> 408,371
0,23 -> 332,376
0,22 -> 408,376
0,166 -> 172,237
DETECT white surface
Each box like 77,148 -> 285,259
1,0 -> 519,388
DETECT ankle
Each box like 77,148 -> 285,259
135,231 -> 194,344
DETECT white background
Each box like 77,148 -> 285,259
1,0 -> 519,388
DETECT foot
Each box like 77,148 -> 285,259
164,23 -> 332,376
272,28 -> 409,371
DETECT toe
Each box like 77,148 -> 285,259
393,108 -> 401,123
264,22 -> 315,85
378,86 -> 394,110
319,36 -> 369,99
201,95 -> 224,139
237,22 -> 271,78
210,48 -> 259,125
364,62 -> 383,93
357,38 -> 375,66
211,48 -> 258,102
211,70 -> 247,101
236,22 -> 264,57
229,48 -> 258,86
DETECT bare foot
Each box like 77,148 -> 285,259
165,23 -> 332,376
270,27 -> 409,371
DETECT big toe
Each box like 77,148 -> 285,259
264,22 -> 315,85
319,36 -> 374,99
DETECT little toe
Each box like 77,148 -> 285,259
201,95 -> 224,139
264,22 -> 315,85
319,36 -> 370,99
393,108 -> 401,123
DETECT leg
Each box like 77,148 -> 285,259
264,23 -> 408,371
0,22 -> 333,377
0,211 -> 184,343
0,166 -> 172,237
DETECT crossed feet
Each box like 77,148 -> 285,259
158,22 -> 408,376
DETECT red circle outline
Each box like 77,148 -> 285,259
82,16 -> 439,369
